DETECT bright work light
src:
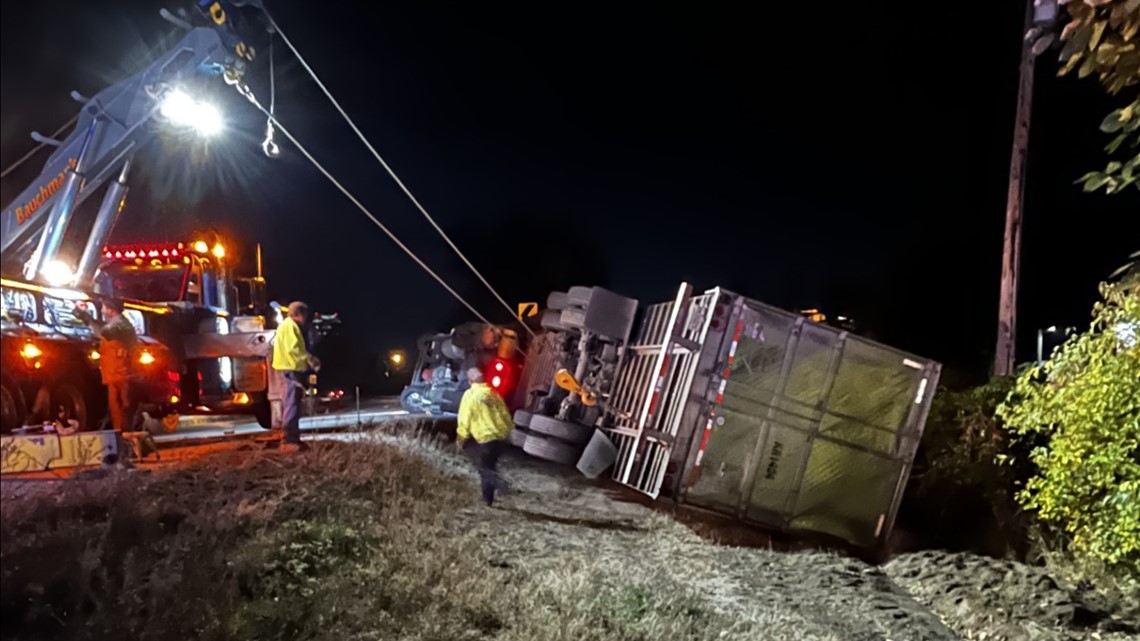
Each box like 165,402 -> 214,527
159,89 -> 223,136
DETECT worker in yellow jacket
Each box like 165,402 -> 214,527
456,367 -> 513,505
272,301 -> 319,451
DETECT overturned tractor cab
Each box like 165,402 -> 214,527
401,322 -> 522,415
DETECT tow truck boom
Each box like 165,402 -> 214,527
0,2 -> 266,287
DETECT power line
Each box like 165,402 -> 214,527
0,116 -> 78,179
235,85 -> 501,329
263,12 -> 534,337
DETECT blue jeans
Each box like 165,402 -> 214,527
280,370 -> 304,444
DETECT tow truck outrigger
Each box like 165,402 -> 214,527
1,1 -> 282,456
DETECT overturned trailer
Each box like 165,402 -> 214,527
513,283 -> 941,549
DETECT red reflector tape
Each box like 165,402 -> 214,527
726,320 -> 744,365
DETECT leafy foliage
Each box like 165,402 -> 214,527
1075,96 -> 1140,193
1033,1 -> 1140,193
998,281 -> 1140,575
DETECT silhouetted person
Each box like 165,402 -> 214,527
74,298 -> 139,431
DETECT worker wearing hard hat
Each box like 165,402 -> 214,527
272,300 -> 320,451
74,298 -> 140,431
456,367 -> 514,506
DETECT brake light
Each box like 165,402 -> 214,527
485,358 -> 516,395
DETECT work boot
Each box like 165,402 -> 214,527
278,442 -> 309,453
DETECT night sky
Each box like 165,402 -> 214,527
3,1 -> 1138,392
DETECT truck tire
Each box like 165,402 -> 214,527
561,295 -> 636,340
559,307 -> 587,330
1,376 -> 26,434
508,426 -> 529,448
522,433 -> 581,465
546,291 -> 569,311
52,380 -> 88,431
513,409 -> 533,428
566,286 -> 595,308
540,309 -> 569,331
401,386 -> 436,414
529,414 -> 594,445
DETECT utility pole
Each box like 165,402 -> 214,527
994,0 -> 1040,377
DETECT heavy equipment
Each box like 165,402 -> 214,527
1,0 -> 279,446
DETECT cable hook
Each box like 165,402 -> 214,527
262,121 -> 280,158
261,38 -> 280,158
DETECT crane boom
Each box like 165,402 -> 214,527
0,1 -> 267,286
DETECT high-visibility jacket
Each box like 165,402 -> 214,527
272,316 -> 310,372
456,383 -> 513,445
75,308 -> 138,384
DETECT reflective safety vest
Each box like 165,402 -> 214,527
457,383 -> 513,444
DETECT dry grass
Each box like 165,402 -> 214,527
0,429 -> 752,641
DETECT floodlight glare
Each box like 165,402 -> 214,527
41,260 -> 75,287
159,89 -> 223,136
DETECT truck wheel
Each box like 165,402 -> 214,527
529,414 -> 594,445
508,426 -> 530,448
400,386 -> 429,414
513,409 -> 533,428
52,381 -> 88,431
546,291 -> 569,311
522,433 -> 581,465
1,377 -> 26,434
540,309 -> 569,331
566,286 -> 595,308
559,307 -> 587,330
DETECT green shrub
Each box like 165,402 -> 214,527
998,281 -> 1140,577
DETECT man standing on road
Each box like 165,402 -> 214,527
272,301 -> 319,452
456,367 -> 513,506
74,298 -> 139,431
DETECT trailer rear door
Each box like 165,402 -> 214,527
602,283 -> 723,498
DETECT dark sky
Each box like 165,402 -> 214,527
3,1 -> 1138,389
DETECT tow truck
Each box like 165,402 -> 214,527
1,1 -> 276,464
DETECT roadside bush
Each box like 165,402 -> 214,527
904,376 -> 1038,556
998,281 -> 1140,580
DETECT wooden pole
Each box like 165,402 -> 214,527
994,0 -> 1037,377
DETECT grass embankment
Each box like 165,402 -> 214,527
0,435 -> 748,641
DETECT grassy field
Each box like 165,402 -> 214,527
0,431 -> 756,641
3,427 -> 1129,641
